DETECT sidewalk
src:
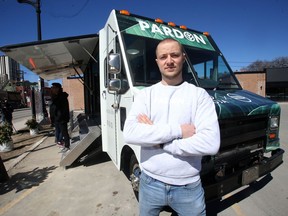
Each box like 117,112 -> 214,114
0,125 -> 53,172
0,124 -> 140,216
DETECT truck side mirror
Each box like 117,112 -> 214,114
108,79 -> 129,94
109,79 -> 121,92
108,53 -> 121,74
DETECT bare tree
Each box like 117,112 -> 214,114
241,57 -> 288,71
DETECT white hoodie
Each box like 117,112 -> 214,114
123,81 -> 220,185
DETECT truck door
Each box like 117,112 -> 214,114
101,46 -> 129,166
101,56 -> 119,164
104,92 -> 119,163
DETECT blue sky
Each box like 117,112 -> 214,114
1,0 -> 287,83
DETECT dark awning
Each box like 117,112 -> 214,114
0,34 -> 99,80
266,68 -> 288,83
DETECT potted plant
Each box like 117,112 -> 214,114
0,123 -> 14,152
25,118 -> 39,135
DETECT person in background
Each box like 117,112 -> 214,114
123,38 -> 220,216
1,99 -> 14,125
49,83 -> 70,153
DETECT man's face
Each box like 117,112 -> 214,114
51,86 -> 59,95
156,40 -> 185,82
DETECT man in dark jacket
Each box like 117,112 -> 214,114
1,99 -> 13,125
49,83 -> 70,153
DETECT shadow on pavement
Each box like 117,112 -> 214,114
206,174 -> 273,215
0,165 -> 57,195
82,152 -> 111,167
66,151 -> 111,170
0,126 -> 54,163
27,143 -> 55,153
64,135 -> 111,169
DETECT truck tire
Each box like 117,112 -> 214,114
129,154 -> 140,200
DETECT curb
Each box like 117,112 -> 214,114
5,136 -> 48,172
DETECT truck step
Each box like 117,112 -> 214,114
60,126 -> 101,167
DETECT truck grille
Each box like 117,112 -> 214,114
218,114 -> 268,152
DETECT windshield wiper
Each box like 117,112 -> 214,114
213,82 -> 239,90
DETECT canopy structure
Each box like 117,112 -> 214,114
0,34 -> 99,80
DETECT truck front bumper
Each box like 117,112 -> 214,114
204,148 -> 285,202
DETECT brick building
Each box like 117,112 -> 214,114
62,78 -> 84,111
234,71 -> 266,97
235,67 -> 288,102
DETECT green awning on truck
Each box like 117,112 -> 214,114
0,34 -> 99,80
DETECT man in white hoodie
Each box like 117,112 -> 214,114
123,38 -> 220,216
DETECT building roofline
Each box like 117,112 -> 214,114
234,70 -> 265,74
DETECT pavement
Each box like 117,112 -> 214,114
0,124 -> 53,172
2,104 -> 288,216
0,121 -> 140,216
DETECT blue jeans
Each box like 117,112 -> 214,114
54,123 -> 62,143
139,172 -> 206,216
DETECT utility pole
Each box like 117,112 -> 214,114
17,0 -> 47,120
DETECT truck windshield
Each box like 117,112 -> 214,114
122,33 -> 241,90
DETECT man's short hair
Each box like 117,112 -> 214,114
155,38 -> 184,56
51,82 -> 62,89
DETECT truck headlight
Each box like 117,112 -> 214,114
270,116 -> 279,129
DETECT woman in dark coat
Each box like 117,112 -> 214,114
49,83 -> 70,152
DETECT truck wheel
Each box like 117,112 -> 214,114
129,154 -> 140,200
